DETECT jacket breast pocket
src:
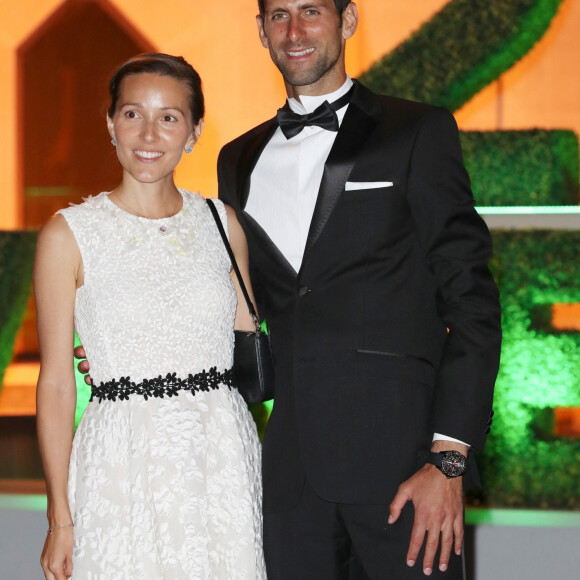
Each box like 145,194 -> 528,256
343,184 -> 399,203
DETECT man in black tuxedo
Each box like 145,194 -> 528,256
218,1 -> 501,578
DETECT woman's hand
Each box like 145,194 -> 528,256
40,527 -> 74,580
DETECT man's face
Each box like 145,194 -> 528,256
257,0 -> 357,99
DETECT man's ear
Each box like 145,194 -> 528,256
341,3 -> 358,41
256,14 -> 270,49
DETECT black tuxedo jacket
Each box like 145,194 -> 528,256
218,81 -> 501,512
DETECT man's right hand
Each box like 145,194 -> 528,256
73,346 -> 91,385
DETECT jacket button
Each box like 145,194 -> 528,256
298,285 -> 310,297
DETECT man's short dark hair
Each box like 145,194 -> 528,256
257,0 -> 351,18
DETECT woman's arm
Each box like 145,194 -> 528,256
34,214 -> 81,580
224,205 -> 258,332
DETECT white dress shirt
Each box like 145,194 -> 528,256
245,77 -> 467,449
246,77 -> 353,273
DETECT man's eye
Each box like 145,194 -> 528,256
271,12 -> 286,21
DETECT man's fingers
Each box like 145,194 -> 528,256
424,508 -> 464,573
75,356 -> 92,385
76,359 -> 93,385
422,527 -> 445,576
388,487 -> 409,524
73,345 -> 86,359
405,523 -> 426,569
453,513 -> 464,556
437,526 -> 455,572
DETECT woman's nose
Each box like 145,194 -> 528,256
141,119 -> 158,141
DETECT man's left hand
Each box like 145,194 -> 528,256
388,444 -> 466,576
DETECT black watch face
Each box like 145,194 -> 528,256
441,451 -> 466,477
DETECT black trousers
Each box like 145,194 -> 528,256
263,478 -> 465,580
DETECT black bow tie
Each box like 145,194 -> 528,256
276,85 -> 354,140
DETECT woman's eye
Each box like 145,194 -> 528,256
163,114 -> 177,122
124,111 -> 138,119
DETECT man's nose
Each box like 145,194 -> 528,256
287,15 -> 305,42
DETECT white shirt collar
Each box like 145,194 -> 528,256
287,76 -> 354,115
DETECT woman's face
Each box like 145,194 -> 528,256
107,72 -> 200,186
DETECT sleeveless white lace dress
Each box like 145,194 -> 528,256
58,190 -> 265,579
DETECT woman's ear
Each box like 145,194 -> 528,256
106,115 -> 116,142
191,119 -> 205,147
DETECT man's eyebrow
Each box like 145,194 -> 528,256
268,3 -> 321,14
298,2 -> 325,9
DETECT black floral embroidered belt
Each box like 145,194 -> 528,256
90,367 -> 235,403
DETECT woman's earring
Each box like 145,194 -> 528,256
185,146 -> 193,154
111,138 -> 117,147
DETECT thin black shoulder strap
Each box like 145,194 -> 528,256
206,198 -> 259,327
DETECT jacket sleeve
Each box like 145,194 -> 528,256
406,107 -> 501,451
217,145 -> 236,207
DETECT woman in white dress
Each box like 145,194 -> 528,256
35,53 -> 265,580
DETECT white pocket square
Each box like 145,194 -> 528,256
345,181 -> 394,191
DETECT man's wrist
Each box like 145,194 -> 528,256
431,439 -> 468,456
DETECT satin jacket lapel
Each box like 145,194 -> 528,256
236,118 -> 278,209
244,211 -> 298,277
302,94 -> 378,263
237,118 -> 298,278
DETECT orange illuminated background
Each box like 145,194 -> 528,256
551,303 -> 580,331
0,0 -> 580,416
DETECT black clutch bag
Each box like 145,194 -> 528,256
207,199 -> 275,404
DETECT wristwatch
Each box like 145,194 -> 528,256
426,450 -> 466,478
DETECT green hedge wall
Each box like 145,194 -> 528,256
0,232 -> 37,388
468,230 -> 580,509
359,0 -> 564,112
461,130 -> 579,206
